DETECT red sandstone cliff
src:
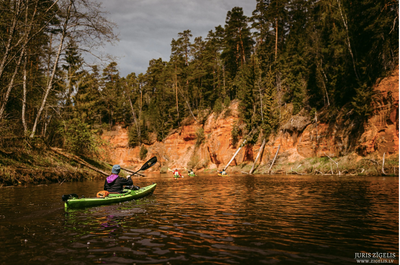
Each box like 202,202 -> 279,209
100,68 -> 398,172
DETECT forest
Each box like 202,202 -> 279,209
0,0 -> 398,158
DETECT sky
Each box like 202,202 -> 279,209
92,0 -> 257,77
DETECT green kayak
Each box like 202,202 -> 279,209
63,183 -> 157,210
188,173 -> 196,177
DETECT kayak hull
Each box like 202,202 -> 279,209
188,173 -> 196,177
218,173 -> 228,176
64,183 -> 157,210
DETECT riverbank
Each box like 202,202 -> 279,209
222,153 -> 399,176
0,138 -> 397,187
0,138 -> 111,187
161,152 -> 398,177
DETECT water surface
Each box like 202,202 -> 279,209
0,174 -> 398,264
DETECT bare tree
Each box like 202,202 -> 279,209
29,0 -> 117,137
0,0 -> 40,121
336,0 -> 360,81
30,0 -> 73,138
0,0 -> 22,82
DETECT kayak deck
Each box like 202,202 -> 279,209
64,183 -> 157,210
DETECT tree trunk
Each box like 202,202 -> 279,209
239,29 -> 246,65
30,0 -> 72,138
177,86 -> 197,121
175,65 -> 179,122
139,87 -> 142,144
268,144 -> 280,174
275,18 -> 278,61
224,139 -> 247,171
249,138 -> 266,174
127,85 -> 140,137
222,64 -> 226,96
318,60 -> 330,106
22,54 -> 28,135
336,0 -> 359,81
0,0 -> 21,81
0,0 -> 38,121
256,57 -> 264,122
50,147 -> 109,176
0,45 -> 25,120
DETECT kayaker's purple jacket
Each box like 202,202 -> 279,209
104,175 -> 133,193
106,174 -> 119,183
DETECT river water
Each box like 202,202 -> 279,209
0,174 -> 398,265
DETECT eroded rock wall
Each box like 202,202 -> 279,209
101,68 -> 398,171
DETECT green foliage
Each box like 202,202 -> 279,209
63,118 -> 99,156
0,0 -> 397,159
213,98 -> 223,115
237,65 -> 256,129
139,145 -> 148,160
195,128 -> 205,147
261,70 -> 279,138
231,123 -> 241,147
187,155 -> 200,169
351,83 -> 374,117
283,72 -> 304,115
128,125 -> 139,147
222,7 -> 254,84
223,97 -> 231,107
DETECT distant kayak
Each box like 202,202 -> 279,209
188,173 -> 196,177
63,183 -> 157,210
218,173 -> 228,177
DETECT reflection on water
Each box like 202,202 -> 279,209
0,174 -> 398,264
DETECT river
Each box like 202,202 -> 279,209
0,174 -> 398,265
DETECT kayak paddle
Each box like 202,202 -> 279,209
132,156 -> 158,175
61,157 -> 158,202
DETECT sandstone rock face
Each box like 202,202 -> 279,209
357,67 -> 399,156
101,68 -> 398,170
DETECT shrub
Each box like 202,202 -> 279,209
224,97 -> 231,107
213,98 -> 223,115
63,118 -> 98,156
139,145 -> 148,160
231,123 -> 241,147
195,128 -> 205,147
128,125 -> 139,147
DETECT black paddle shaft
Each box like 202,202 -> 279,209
134,156 -> 157,174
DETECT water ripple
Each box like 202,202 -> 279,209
0,175 -> 398,264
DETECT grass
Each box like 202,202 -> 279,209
198,152 -> 398,176
0,139 -> 109,187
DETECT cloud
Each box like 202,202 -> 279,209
91,0 -> 256,76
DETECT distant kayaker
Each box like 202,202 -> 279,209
219,169 -> 227,175
188,168 -> 195,175
173,169 -> 182,178
104,165 -> 135,193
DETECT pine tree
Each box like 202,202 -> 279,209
222,7 -> 254,99
101,62 -> 122,128
262,69 -> 279,137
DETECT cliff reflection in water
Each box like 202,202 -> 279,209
0,174 -> 397,264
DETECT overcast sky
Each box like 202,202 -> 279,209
92,0 -> 257,77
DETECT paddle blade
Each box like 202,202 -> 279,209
140,156 -> 157,171
62,193 -> 78,202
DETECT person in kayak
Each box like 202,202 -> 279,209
219,169 -> 227,175
188,168 -> 195,175
173,168 -> 182,178
104,165 -> 135,193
